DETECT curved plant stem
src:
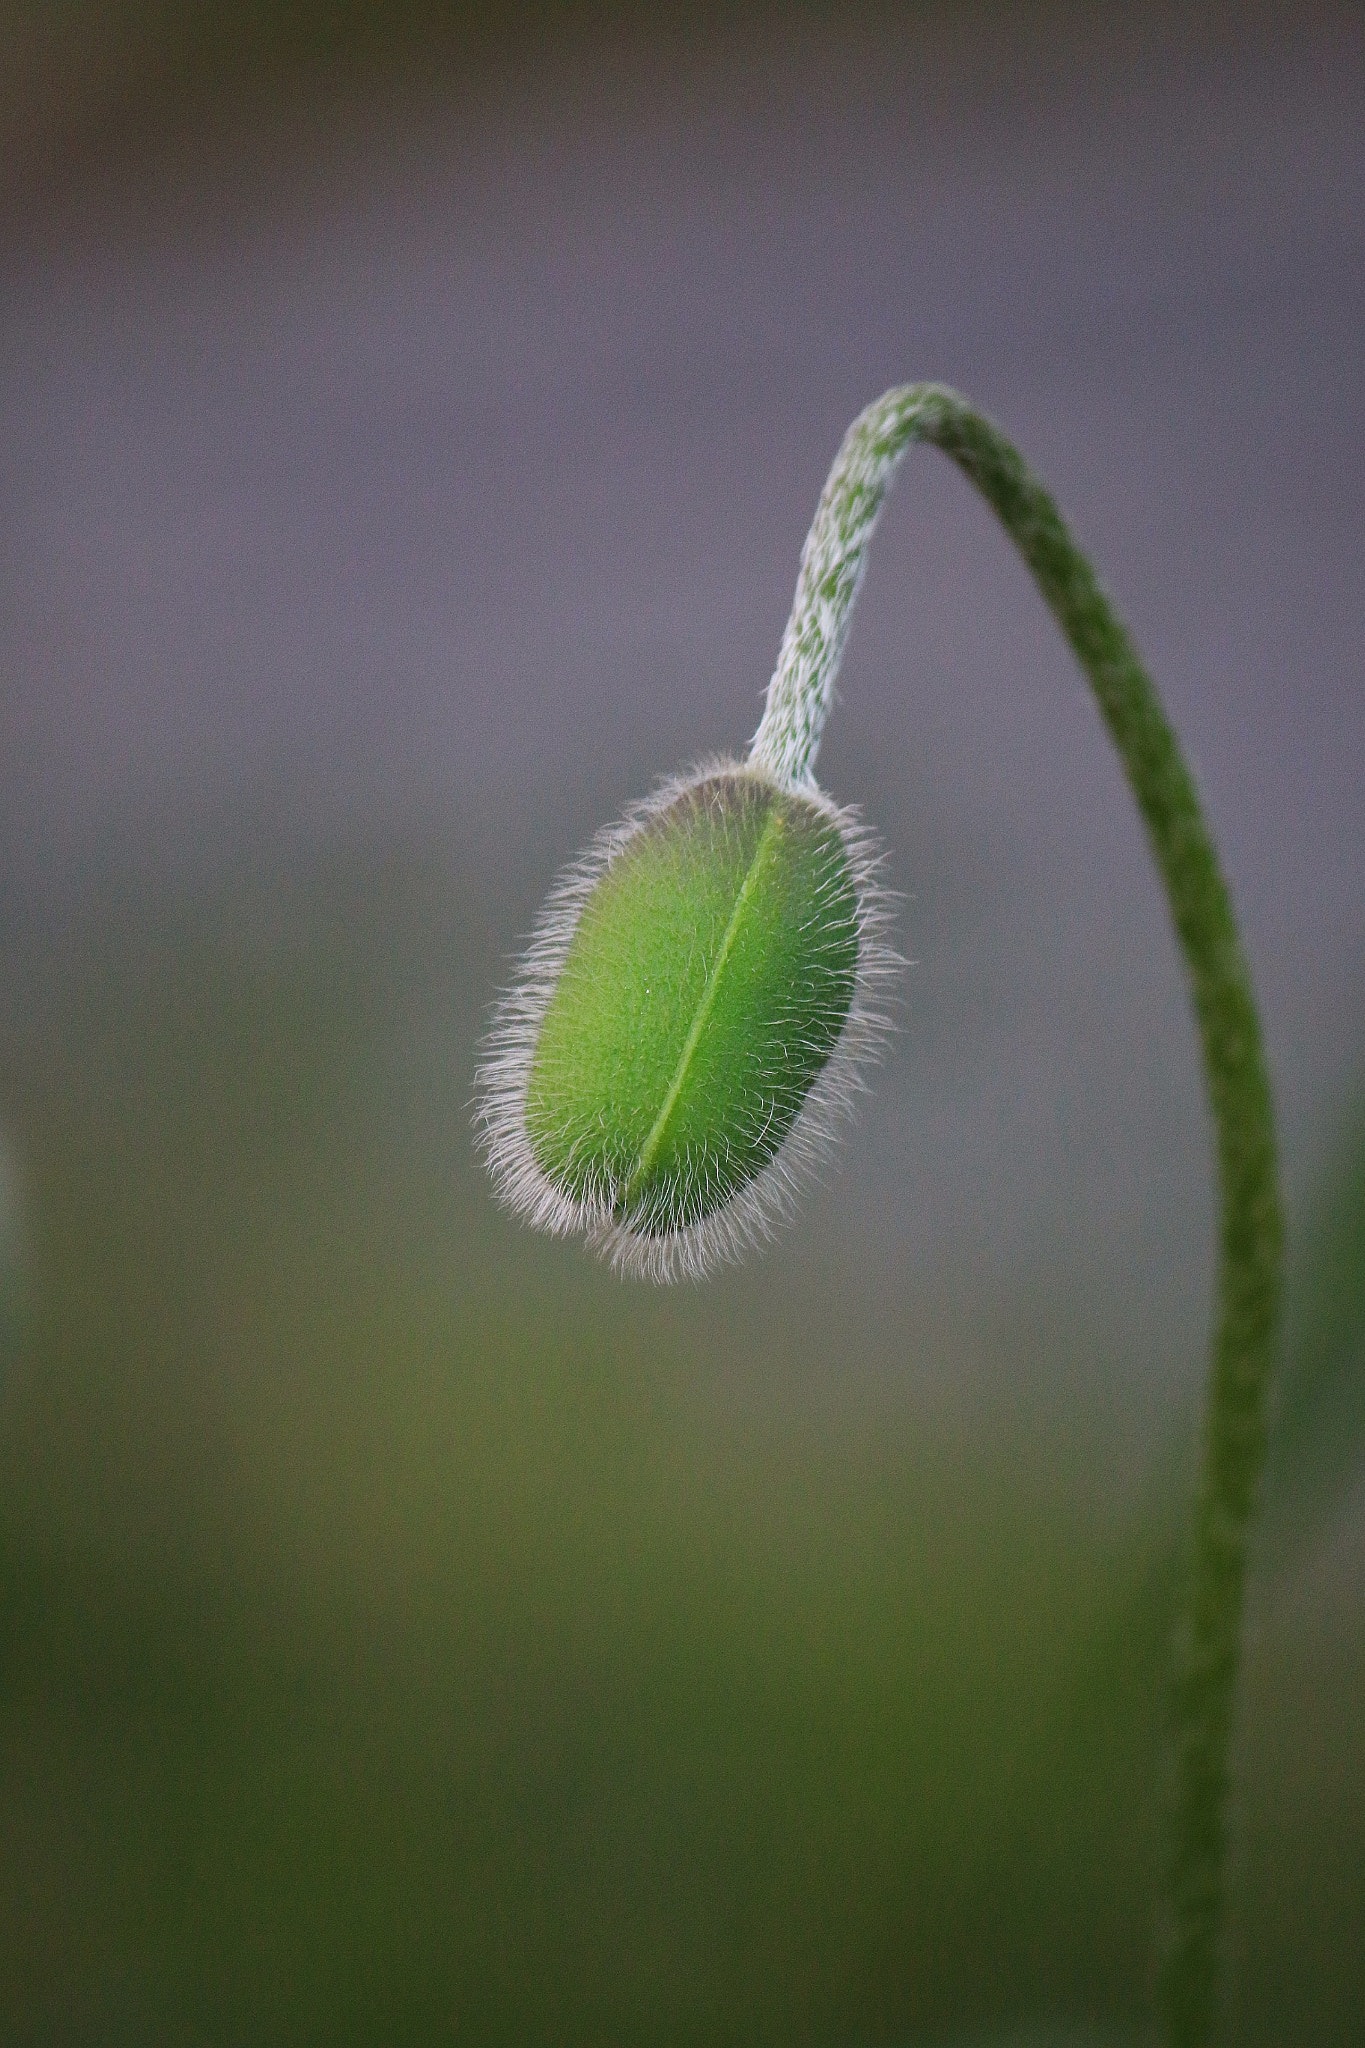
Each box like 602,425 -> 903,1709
751,385 -> 1283,2047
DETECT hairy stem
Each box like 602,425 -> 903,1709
752,385 -> 1283,2046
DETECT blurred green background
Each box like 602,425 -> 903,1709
2,3 -> 1363,2042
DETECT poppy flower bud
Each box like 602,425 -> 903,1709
476,760 -> 895,1280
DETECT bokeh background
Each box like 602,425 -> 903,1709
2,3 -> 1363,2041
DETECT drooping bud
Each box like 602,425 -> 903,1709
476,761 -> 895,1280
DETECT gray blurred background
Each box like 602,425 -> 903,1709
2,4 -> 1363,2042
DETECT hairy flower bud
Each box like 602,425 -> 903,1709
476,761 -> 896,1280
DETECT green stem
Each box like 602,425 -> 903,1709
752,385 -> 1283,2046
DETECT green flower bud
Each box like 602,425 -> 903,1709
476,760 -> 896,1280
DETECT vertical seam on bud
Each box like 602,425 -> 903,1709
626,798 -> 784,1203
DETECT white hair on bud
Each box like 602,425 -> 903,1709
473,757 -> 900,1283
